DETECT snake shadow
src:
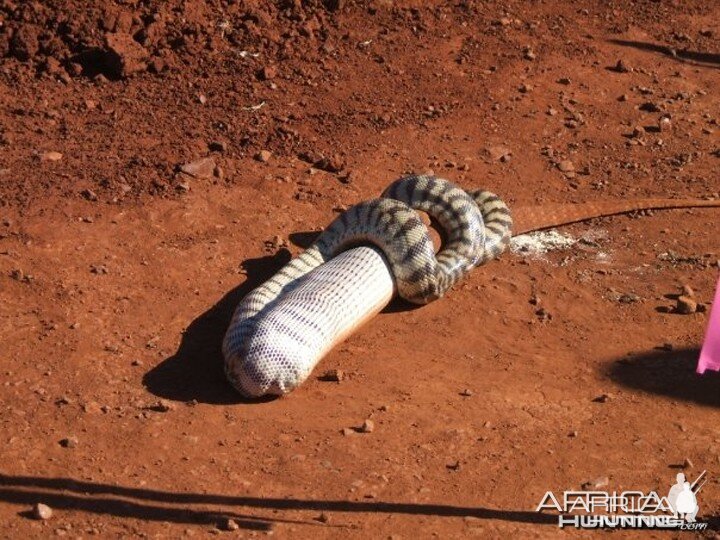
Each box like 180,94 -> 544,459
608,39 -> 720,69
143,250 -> 292,405
0,473 -> 557,528
605,347 -> 720,408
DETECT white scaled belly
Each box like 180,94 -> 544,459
224,246 -> 395,397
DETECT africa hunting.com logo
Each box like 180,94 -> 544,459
536,471 -> 708,530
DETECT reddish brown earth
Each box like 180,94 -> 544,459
1,1 -> 720,537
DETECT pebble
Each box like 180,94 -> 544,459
218,518 -> 239,531
105,32 -> 148,77
518,83 -> 533,93
487,145 -> 512,162
259,65 -> 277,80
256,150 -> 272,163
180,157 -> 216,179
618,293 -> 640,304
360,419 -> 375,433
81,189 -> 98,201
613,59 -> 631,73
320,369 -> 345,382
639,102 -> 661,113
592,393 -> 612,403
557,160 -> 575,173
460,389 -> 473,397
659,117 -> 672,132
582,476 -> 609,490
676,295 -> 697,314
557,77 -> 571,85
32,503 -> 53,520
341,427 -> 355,436
631,125 -> 645,138
208,141 -> 227,153
41,151 -> 63,162
59,436 -> 78,448
151,400 -> 173,412
683,458 -> 694,469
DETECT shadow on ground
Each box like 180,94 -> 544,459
609,39 -> 720,69
0,474 -> 556,529
143,250 -> 291,405
606,347 -> 720,408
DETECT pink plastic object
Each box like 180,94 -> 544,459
697,276 -> 720,374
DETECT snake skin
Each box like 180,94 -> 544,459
223,175 -> 512,397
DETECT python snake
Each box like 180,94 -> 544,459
223,175 -> 512,397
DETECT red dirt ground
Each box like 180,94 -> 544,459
1,0 -> 720,537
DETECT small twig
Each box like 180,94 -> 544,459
242,101 -> 266,112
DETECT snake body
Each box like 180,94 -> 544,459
223,175 -> 512,397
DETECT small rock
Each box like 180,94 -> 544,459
592,393 -> 612,403
218,518 -> 239,531
639,102 -> 661,113
41,151 -> 63,162
523,48 -> 536,60
557,160 -> 574,173
582,476 -> 609,490
81,189 -> 98,201
683,457 -> 694,469
487,145 -> 512,162
341,427 -> 355,436
659,117 -> 673,132
180,158 -> 216,179
460,389 -> 473,397
32,503 -> 53,520
360,419 -> 375,433
149,400 -> 173,412
256,150 -> 272,163
518,83 -> 533,93
197,94 -> 207,105
612,59 -> 631,73
557,77 -> 571,85
676,295 -> 697,314
618,293 -> 640,304
313,154 -> 345,173
105,32 -> 149,78
316,512 -> 329,523
11,25 -> 40,61
208,141 -> 227,153
632,125 -> 645,138
59,437 -> 78,448
681,284 -> 695,297
320,369 -> 345,382
258,65 -> 277,80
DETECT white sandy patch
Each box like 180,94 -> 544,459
510,230 -> 577,256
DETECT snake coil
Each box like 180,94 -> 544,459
223,175 -> 512,397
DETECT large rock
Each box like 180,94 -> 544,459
104,33 -> 148,78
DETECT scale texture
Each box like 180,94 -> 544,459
223,175 -> 512,397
